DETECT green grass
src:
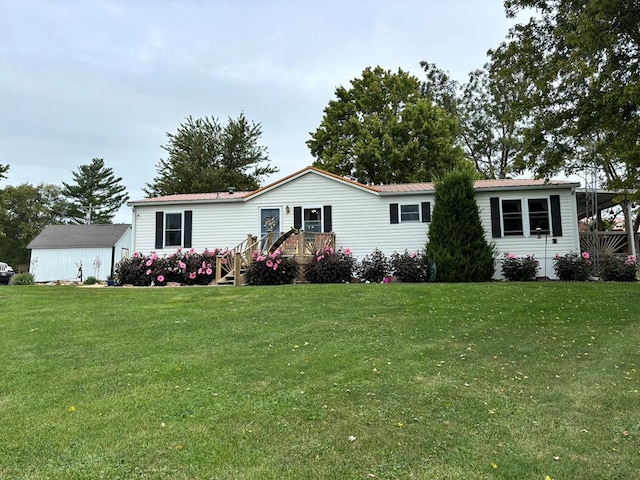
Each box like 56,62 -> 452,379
1,283 -> 639,479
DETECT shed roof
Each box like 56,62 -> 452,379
27,224 -> 131,249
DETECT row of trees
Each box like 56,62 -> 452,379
0,159 -> 129,268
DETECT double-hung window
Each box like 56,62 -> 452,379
400,204 -> 420,222
501,199 -> 523,236
528,198 -> 550,234
155,210 -> 193,249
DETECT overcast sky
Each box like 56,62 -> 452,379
1,0 -> 523,222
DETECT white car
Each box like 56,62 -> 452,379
0,262 -> 15,285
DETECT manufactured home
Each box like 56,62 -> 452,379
128,166 -> 582,280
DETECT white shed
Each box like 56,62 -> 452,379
27,224 -> 132,282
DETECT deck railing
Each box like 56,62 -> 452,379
580,231 -> 639,257
214,231 -> 336,286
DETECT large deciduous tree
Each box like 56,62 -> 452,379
492,0 -> 640,191
0,183 -> 67,268
144,113 -> 277,197
420,60 -> 527,179
307,66 -> 465,184
62,158 -> 129,224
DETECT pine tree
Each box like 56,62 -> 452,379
426,168 -> 496,282
62,158 -> 129,224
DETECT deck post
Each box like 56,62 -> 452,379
234,252 -> 242,286
215,256 -> 222,285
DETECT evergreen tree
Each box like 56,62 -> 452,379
62,158 -> 129,224
144,113 -> 277,197
426,168 -> 496,282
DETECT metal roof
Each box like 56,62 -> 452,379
127,166 -> 580,206
27,224 -> 131,249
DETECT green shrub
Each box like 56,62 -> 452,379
245,248 -> 298,285
304,246 -> 355,283
426,168 -> 496,282
390,250 -> 434,283
12,273 -> 34,285
553,252 -> 593,281
83,276 -> 100,285
501,252 -> 539,281
598,254 -> 638,282
357,248 -> 391,283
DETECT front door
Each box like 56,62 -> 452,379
260,208 -> 281,249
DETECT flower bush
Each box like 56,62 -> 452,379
390,250 -> 434,283
245,248 -> 298,285
357,248 -> 391,283
553,251 -> 593,281
115,248 -> 222,286
598,254 -> 638,282
304,246 -> 355,283
500,252 -> 539,281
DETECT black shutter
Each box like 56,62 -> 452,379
323,205 -> 332,232
155,211 -> 164,249
293,207 -> 302,229
550,195 -> 563,237
490,197 -> 501,238
421,202 -> 431,223
183,210 -> 193,248
390,203 -> 399,224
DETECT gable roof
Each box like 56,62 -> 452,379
27,224 -> 131,249
127,166 -> 580,206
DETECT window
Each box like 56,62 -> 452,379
155,210 -> 192,249
400,204 -> 420,222
165,213 -> 182,246
528,198 -> 549,234
304,208 -> 322,232
501,199 -> 523,235
390,202 -> 431,224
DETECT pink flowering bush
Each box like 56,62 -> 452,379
598,254 -> 638,282
390,250 -> 435,283
357,248 -> 391,283
115,248 -> 222,286
245,248 -> 298,285
501,252 -> 539,281
553,251 -> 593,281
304,245 -> 355,283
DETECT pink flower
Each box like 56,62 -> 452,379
205,268 -> 212,276
343,248 -> 352,256
317,255 -> 324,262
625,255 -> 636,265
146,269 -> 152,275
266,260 -> 274,268
133,252 -> 140,258
272,262 -> 279,270
178,261 -> 186,271
157,275 -> 164,283
410,252 -> 417,258
581,251 -> 590,259
151,253 -> 158,260
189,272 -> 197,280
504,252 -> 517,259
189,248 -> 195,255
257,255 -> 266,262
146,259 -> 153,266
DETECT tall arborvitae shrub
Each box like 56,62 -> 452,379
426,168 -> 496,282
